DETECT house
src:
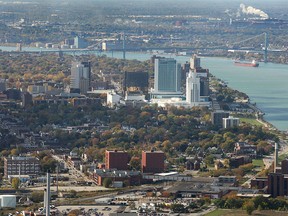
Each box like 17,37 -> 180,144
234,142 -> 257,158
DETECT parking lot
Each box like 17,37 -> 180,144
56,205 -> 125,216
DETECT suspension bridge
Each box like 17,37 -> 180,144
3,32 -> 287,63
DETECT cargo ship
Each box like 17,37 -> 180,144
234,60 -> 259,67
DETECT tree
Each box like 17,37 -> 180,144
68,209 -> 81,216
41,156 -> 57,172
170,203 -> 187,213
253,195 -> 268,210
69,190 -> 77,198
129,157 -> 141,171
243,200 -> 255,215
221,139 -> 235,152
10,148 -> 19,156
12,177 -> 20,189
204,154 -> 215,166
102,178 -> 112,188
31,191 -> 44,202
224,198 -> 243,209
214,199 -> 226,208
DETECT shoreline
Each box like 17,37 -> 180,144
0,45 -> 286,131
212,77 -> 280,132
0,44 -> 288,66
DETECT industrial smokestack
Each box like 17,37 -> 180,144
46,172 -> 51,216
274,143 -> 278,173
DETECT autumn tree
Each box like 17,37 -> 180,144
12,178 -> 20,190
243,200 -> 255,215
31,191 -> 44,202
129,156 -> 141,171
103,178 -> 112,188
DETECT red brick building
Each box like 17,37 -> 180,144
141,150 -> 165,173
105,150 -> 129,170
234,142 -> 257,158
268,159 -> 288,197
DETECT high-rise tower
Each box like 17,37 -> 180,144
190,54 -> 201,70
70,62 -> 91,94
186,71 -> 200,104
154,58 -> 181,93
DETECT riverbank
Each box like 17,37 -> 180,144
246,102 -> 276,130
1,44 -> 288,65
0,45 -> 288,131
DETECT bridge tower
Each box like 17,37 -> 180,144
123,32 -> 126,60
264,32 -> 268,63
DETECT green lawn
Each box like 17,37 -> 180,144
278,153 -> 288,162
240,118 -> 263,126
205,209 -> 227,216
205,209 -> 288,216
252,159 -> 264,168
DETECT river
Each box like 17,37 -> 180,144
1,46 -> 288,131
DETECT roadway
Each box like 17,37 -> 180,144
242,138 -> 288,188
52,155 -> 92,183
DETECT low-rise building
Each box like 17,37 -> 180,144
234,142 -> 257,158
67,156 -> 81,168
71,97 -> 101,107
4,156 -> 40,178
211,111 -> 229,127
167,178 -> 223,199
251,177 -> 268,189
223,116 -> 240,128
229,156 -> 252,168
186,158 -> 202,170
92,169 -> 141,186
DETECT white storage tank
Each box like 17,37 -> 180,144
0,195 -> 16,208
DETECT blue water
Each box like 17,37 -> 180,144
200,58 -> 288,131
103,52 -> 288,131
1,46 -> 288,131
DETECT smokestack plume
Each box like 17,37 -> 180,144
240,4 -> 269,19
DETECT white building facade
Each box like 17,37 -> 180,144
70,62 -> 91,94
223,116 -> 240,128
186,71 -> 200,104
